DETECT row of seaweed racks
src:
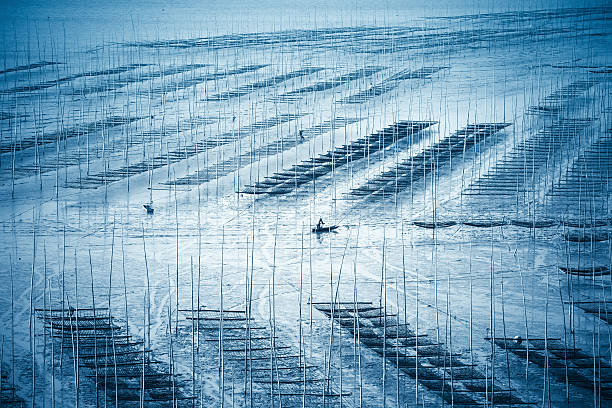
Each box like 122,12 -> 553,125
35,306 -> 195,406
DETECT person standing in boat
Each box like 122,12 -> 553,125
316,217 -> 325,230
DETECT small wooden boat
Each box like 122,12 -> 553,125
463,219 -> 506,228
312,225 -> 339,233
510,219 -> 557,228
413,220 -> 457,229
561,219 -> 609,228
562,232 -> 609,243
558,265 -> 610,276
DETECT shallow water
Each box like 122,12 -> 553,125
0,3 -> 611,408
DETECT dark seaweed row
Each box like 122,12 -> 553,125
337,66 -> 448,104
126,25 -> 417,51
527,80 -> 599,115
204,67 -> 323,101
464,119 -> 593,197
272,66 -> 385,102
575,301 -> 612,324
0,363 -> 25,408
0,112 -> 24,121
360,6 -> 610,55
0,116 -> 143,154
182,308 -> 348,406
361,25 -> 573,54
36,307 -> 194,406
433,6 -> 610,24
66,113 -> 303,189
12,116 -> 219,178
545,128 -> 612,207
0,61 -> 59,75
144,63 -> 268,96
162,116 -> 362,186
489,336 -> 612,400
70,63 -> 208,96
0,63 -> 149,94
125,7 -> 606,55
350,123 -> 510,199
240,121 -> 436,195
315,303 -> 531,407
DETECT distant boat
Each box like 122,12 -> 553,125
562,231 -> 609,243
143,204 -> 154,214
509,219 -> 557,228
413,220 -> 457,229
559,265 -> 610,276
463,219 -> 506,228
312,225 -> 339,233
561,219 -> 609,228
